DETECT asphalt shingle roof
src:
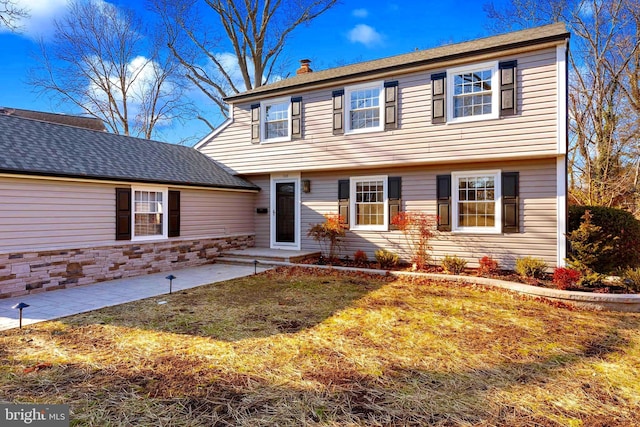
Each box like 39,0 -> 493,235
0,114 -> 258,190
226,23 -> 569,103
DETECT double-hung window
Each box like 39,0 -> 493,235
452,171 -> 501,234
133,187 -> 168,240
345,82 -> 384,133
261,98 -> 291,142
448,62 -> 499,123
350,176 -> 387,231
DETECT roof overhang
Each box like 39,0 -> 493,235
0,170 -> 260,192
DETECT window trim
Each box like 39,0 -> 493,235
260,96 -> 292,143
131,185 -> 168,241
447,61 -> 499,124
344,81 -> 385,134
451,170 -> 502,234
350,175 -> 388,231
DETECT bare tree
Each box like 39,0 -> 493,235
0,0 -> 28,31
151,0 -> 337,124
485,0 -> 640,215
30,1 -> 191,141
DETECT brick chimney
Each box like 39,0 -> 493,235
296,59 -> 312,75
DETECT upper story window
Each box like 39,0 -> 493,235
451,170 -> 501,234
447,62 -> 499,123
261,98 -> 291,143
132,186 -> 168,240
350,176 -> 388,231
345,81 -> 384,134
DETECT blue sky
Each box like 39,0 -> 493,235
0,0 -> 508,145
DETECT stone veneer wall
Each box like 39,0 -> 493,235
0,234 -> 254,298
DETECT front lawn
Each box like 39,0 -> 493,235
2,267 -> 639,426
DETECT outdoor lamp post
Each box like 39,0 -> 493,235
253,260 -> 258,275
12,302 -> 29,329
165,274 -> 176,294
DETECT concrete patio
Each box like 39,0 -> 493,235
0,262 -> 270,331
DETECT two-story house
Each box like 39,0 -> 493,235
197,23 -> 570,268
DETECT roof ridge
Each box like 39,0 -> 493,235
0,113 -> 190,149
0,106 -> 102,121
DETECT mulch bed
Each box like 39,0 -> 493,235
301,256 -> 633,294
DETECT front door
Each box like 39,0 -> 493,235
275,182 -> 295,243
271,176 -> 300,249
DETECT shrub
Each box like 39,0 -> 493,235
353,250 -> 368,266
568,205 -> 640,273
477,256 -> 500,277
566,210 -> 615,274
621,268 -> 640,293
552,267 -> 581,290
578,271 -> 606,288
442,255 -> 467,275
307,214 -> 347,259
391,212 -> 437,270
515,257 -> 547,279
375,249 -> 399,269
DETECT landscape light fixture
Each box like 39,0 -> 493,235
253,260 -> 259,275
165,274 -> 176,294
12,302 -> 29,329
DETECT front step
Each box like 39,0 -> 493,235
216,257 -> 285,268
218,248 -> 320,265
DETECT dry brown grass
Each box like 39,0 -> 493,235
1,266 -> 639,426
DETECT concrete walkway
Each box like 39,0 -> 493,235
0,263 -> 270,331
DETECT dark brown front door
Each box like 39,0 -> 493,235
275,182 -> 295,243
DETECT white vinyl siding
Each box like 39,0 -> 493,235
278,158 -> 559,269
199,48 -> 560,175
0,177 -> 256,252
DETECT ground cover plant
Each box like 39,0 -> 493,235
2,267 -> 640,426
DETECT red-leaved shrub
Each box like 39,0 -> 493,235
553,267 -> 581,290
477,256 -> 499,277
353,250 -> 368,266
391,212 -> 437,270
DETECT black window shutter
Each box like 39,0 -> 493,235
436,175 -> 451,231
431,72 -> 446,124
338,179 -> 349,226
115,187 -> 131,240
388,176 -> 402,229
291,96 -> 302,139
502,172 -> 519,233
332,90 -> 344,135
250,103 -> 260,143
168,190 -> 180,237
384,81 -> 398,130
499,60 -> 517,116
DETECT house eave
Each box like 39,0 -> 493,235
0,169 -> 260,192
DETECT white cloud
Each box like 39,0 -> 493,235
352,8 -> 368,18
1,0 -> 71,39
85,55 -> 179,130
347,24 -> 383,47
212,52 -> 252,93
577,2 -> 594,18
